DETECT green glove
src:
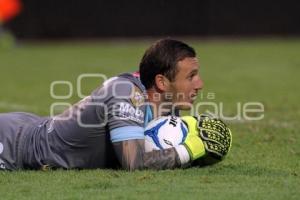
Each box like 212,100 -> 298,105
181,116 -> 206,161
197,114 -> 232,160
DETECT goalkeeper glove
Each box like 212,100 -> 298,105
179,116 -> 206,161
197,114 -> 232,160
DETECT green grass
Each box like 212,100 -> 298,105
0,38 -> 300,199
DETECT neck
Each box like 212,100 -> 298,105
146,88 -> 159,119
146,88 -> 173,118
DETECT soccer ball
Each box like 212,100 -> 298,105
144,115 -> 188,152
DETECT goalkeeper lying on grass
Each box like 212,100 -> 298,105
0,39 -> 231,171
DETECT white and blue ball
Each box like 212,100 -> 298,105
144,116 -> 188,152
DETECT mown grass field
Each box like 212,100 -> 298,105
0,38 -> 299,199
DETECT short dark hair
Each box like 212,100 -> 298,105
139,39 -> 196,89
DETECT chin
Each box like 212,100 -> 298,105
174,102 -> 193,110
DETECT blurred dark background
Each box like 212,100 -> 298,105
4,0 -> 300,39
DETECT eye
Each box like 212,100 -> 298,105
187,73 -> 196,80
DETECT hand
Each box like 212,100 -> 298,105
180,116 -> 206,161
197,114 -> 232,160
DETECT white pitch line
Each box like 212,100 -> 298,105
225,119 -> 248,124
0,101 -> 38,112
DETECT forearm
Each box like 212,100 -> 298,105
113,139 -> 186,170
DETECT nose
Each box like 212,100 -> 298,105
194,75 -> 204,90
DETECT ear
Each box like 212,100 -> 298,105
154,74 -> 170,91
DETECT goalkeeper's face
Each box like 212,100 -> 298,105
166,57 -> 203,110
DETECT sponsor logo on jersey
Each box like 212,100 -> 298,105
0,159 -> 6,169
117,102 -> 144,123
0,142 -> 3,154
130,86 -> 144,107
0,142 -> 6,169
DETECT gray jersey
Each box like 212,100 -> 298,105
0,73 -> 185,171
0,73 -> 148,170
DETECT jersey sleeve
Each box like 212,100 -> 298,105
92,76 -> 190,170
93,77 -> 146,143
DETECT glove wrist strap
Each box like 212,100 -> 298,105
175,145 -> 190,165
184,137 -> 206,160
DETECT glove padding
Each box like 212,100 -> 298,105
197,114 -> 232,160
180,116 -> 206,161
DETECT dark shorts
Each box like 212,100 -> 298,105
0,112 -> 41,170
